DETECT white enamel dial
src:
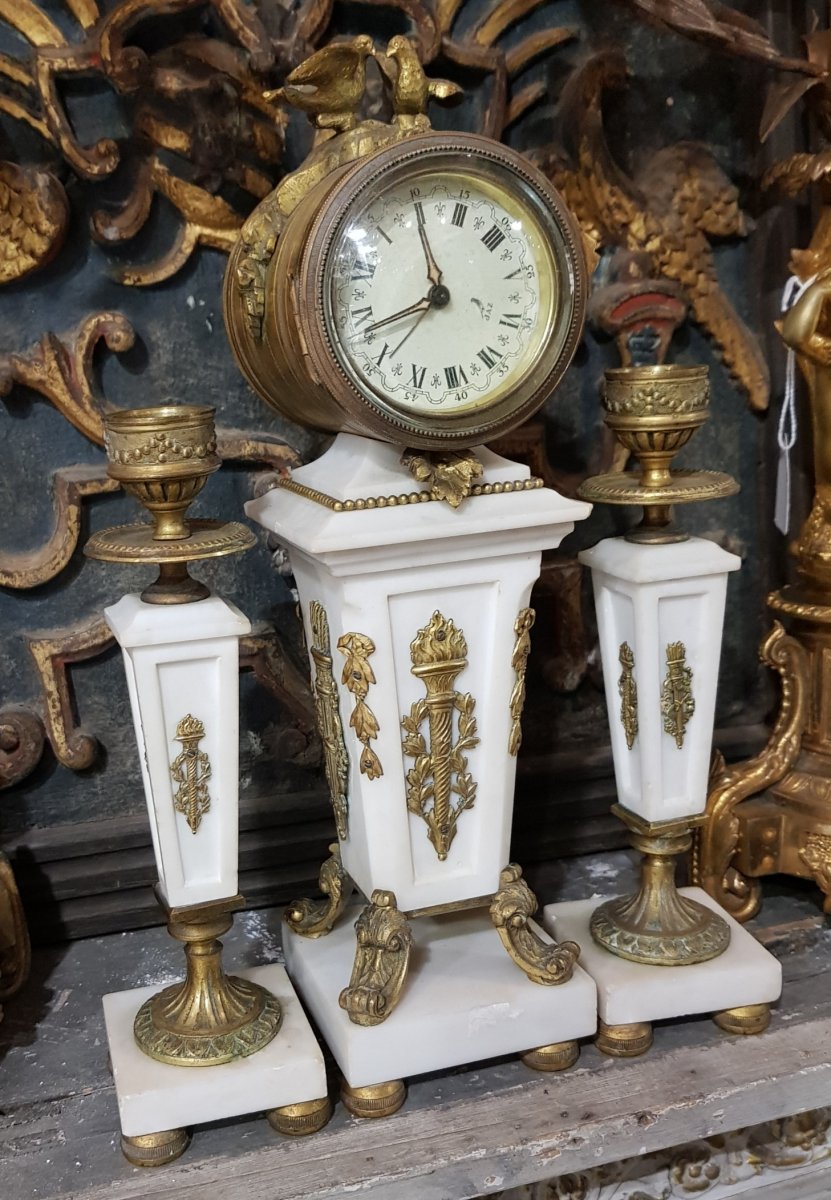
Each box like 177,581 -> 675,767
323,167 -> 559,419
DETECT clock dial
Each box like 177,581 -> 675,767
322,165 -> 560,420
229,133 -> 586,447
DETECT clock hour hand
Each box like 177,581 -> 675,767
363,295 -> 430,334
418,223 -> 442,287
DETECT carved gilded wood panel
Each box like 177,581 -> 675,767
0,0 -> 805,937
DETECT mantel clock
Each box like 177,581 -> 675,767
224,35 -> 597,1118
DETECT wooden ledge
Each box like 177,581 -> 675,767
2,853 -> 830,1200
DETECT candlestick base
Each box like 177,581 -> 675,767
104,964 -> 329,1160
543,888 -> 781,1052
134,895 -> 282,1067
590,808 -> 730,967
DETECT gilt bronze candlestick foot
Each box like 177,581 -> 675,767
121,1129 -> 190,1168
522,1040 -> 580,1071
590,809 -> 729,967
340,1079 -> 407,1119
713,1003 -> 771,1036
134,894 -> 282,1067
595,1020 -> 654,1058
267,1096 -> 333,1135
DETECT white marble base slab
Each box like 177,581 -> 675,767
543,887 -> 782,1026
103,965 -> 327,1137
284,907 -> 597,1088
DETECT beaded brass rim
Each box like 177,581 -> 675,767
301,133 -> 587,447
278,474 -> 544,512
85,519 -> 255,563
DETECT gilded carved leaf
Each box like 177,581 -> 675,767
542,51 -> 769,412
0,162 -> 68,284
619,0 -> 820,74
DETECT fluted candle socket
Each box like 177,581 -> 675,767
86,404 -> 254,603
579,365 -> 738,543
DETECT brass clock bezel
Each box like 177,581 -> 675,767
224,132 -> 587,450
294,133 -> 587,448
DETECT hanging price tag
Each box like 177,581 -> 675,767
775,275 -> 815,536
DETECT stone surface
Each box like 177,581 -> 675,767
543,887 -> 782,1026
106,592 -> 251,908
103,964 -> 327,1137
284,905 -> 597,1088
579,536 -> 741,823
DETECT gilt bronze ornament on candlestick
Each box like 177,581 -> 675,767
543,365 -> 781,1057
85,404 -> 330,1164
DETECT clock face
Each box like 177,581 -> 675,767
319,150 -> 570,426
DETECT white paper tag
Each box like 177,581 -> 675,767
775,447 -> 791,537
774,274 -> 815,536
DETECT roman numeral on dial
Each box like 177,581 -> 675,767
481,225 -> 505,252
444,365 -> 469,388
351,256 -> 376,282
499,314 -> 521,328
374,343 -> 390,366
477,345 -> 501,369
452,203 -> 467,228
352,306 -> 373,329
411,364 -> 426,388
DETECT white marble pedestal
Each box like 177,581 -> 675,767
543,888 -> 781,1055
103,965 -> 329,1153
284,907 -> 597,1109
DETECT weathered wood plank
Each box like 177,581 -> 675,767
3,860 -> 831,1200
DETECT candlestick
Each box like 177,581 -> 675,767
543,366 -> 781,1055
86,405 -> 329,1163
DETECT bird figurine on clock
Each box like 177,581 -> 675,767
224,36 -> 598,1118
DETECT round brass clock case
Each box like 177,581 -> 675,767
224,133 -> 587,449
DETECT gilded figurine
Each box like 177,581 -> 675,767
378,36 -> 462,126
694,272 -> 831,918
265,36 -> 376,133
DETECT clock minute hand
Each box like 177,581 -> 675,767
363,295 -> 430,334
418,223 -> 442,286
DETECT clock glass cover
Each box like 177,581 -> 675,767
320,147 -> 577,426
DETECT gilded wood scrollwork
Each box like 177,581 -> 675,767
692,622 -> 811,922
